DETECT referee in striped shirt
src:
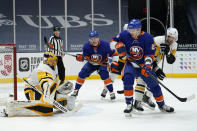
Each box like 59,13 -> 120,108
47,26 -> 65,85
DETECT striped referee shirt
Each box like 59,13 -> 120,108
47,35 -> 64,56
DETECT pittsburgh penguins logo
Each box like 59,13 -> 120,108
129,46 -> 144,60
91,54 -> 102,63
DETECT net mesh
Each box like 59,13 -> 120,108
0,44 -> 17,100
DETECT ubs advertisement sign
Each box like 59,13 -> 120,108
0,0 -> 126,52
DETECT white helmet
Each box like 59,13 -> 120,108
123,24 -> 128,30
167,27 -> 178,41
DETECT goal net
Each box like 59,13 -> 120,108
0,44 -> 17,100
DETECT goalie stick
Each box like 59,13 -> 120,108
44,36 -> 107,67
120,57 -> 195,102
22,78 -> 82,113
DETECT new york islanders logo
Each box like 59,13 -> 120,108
129,46 -> 144,60
91,54 -> 102,63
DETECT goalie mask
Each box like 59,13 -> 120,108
43,52 -> 58,69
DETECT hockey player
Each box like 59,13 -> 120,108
4,52 -> 75,117
133,27 -> 178,112
112,19 -> 174,117
100,25 -> 128,98
71,30 -> 119,100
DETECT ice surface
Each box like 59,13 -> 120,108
0,78 -> 197,131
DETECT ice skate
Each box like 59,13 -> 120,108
134,100 -> 144,111
124,104 -> 133,117
0,108 -> 8,117
101,88 -> 108,99
71,89 -> 79,98
159,104 -> 174,113
142,94 -> 156,110
110,92 -> 116,101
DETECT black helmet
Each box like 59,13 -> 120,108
53,26 -> 60,31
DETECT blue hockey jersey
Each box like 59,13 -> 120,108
82,40 -> 117,64
113,30 -> 155,65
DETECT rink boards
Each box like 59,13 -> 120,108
0,51 -> 197,83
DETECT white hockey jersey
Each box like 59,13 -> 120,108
26,61 -> 58,91
154,36 -> 178,63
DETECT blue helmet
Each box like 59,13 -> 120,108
128,19 -> 142,29
89,30 -> 99,38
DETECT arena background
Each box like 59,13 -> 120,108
0,0 -> 197,83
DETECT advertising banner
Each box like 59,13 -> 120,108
0,0 -> 127,52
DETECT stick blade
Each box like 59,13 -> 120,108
186,94 -> 196,102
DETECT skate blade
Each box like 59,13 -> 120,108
110,99 -> 116,102
142,102 -> 155,110
101,96 -> 106,100
132,108 -> 143,114
125,112 -> 132,117
101,97 -> 116,102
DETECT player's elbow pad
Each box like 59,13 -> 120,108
115,42 -> 126,56
166,54 -> 176,64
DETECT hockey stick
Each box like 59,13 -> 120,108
44,36 -> 107,67
128,57 -> 195,102
161,0 -> 170,70
117,90 -> 124,94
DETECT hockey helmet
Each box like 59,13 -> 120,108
167,27 -> 178,41
89,30 -> 99,38
43,52 -> 58,68
128,19 -> 142,29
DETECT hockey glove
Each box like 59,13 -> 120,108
110,61 -> 119,73
155,68 -> 166,80
115,42 -> 126,56
141,64 -> 152,77
166,54 -> 176,64
160,43 -> 170,55
76,54 -> 84,62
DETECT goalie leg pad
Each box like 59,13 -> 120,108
24,88 -> 41,100
6,100 -> 53,117
55,93 -> 75,111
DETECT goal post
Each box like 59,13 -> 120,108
0,44 -> 17,100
